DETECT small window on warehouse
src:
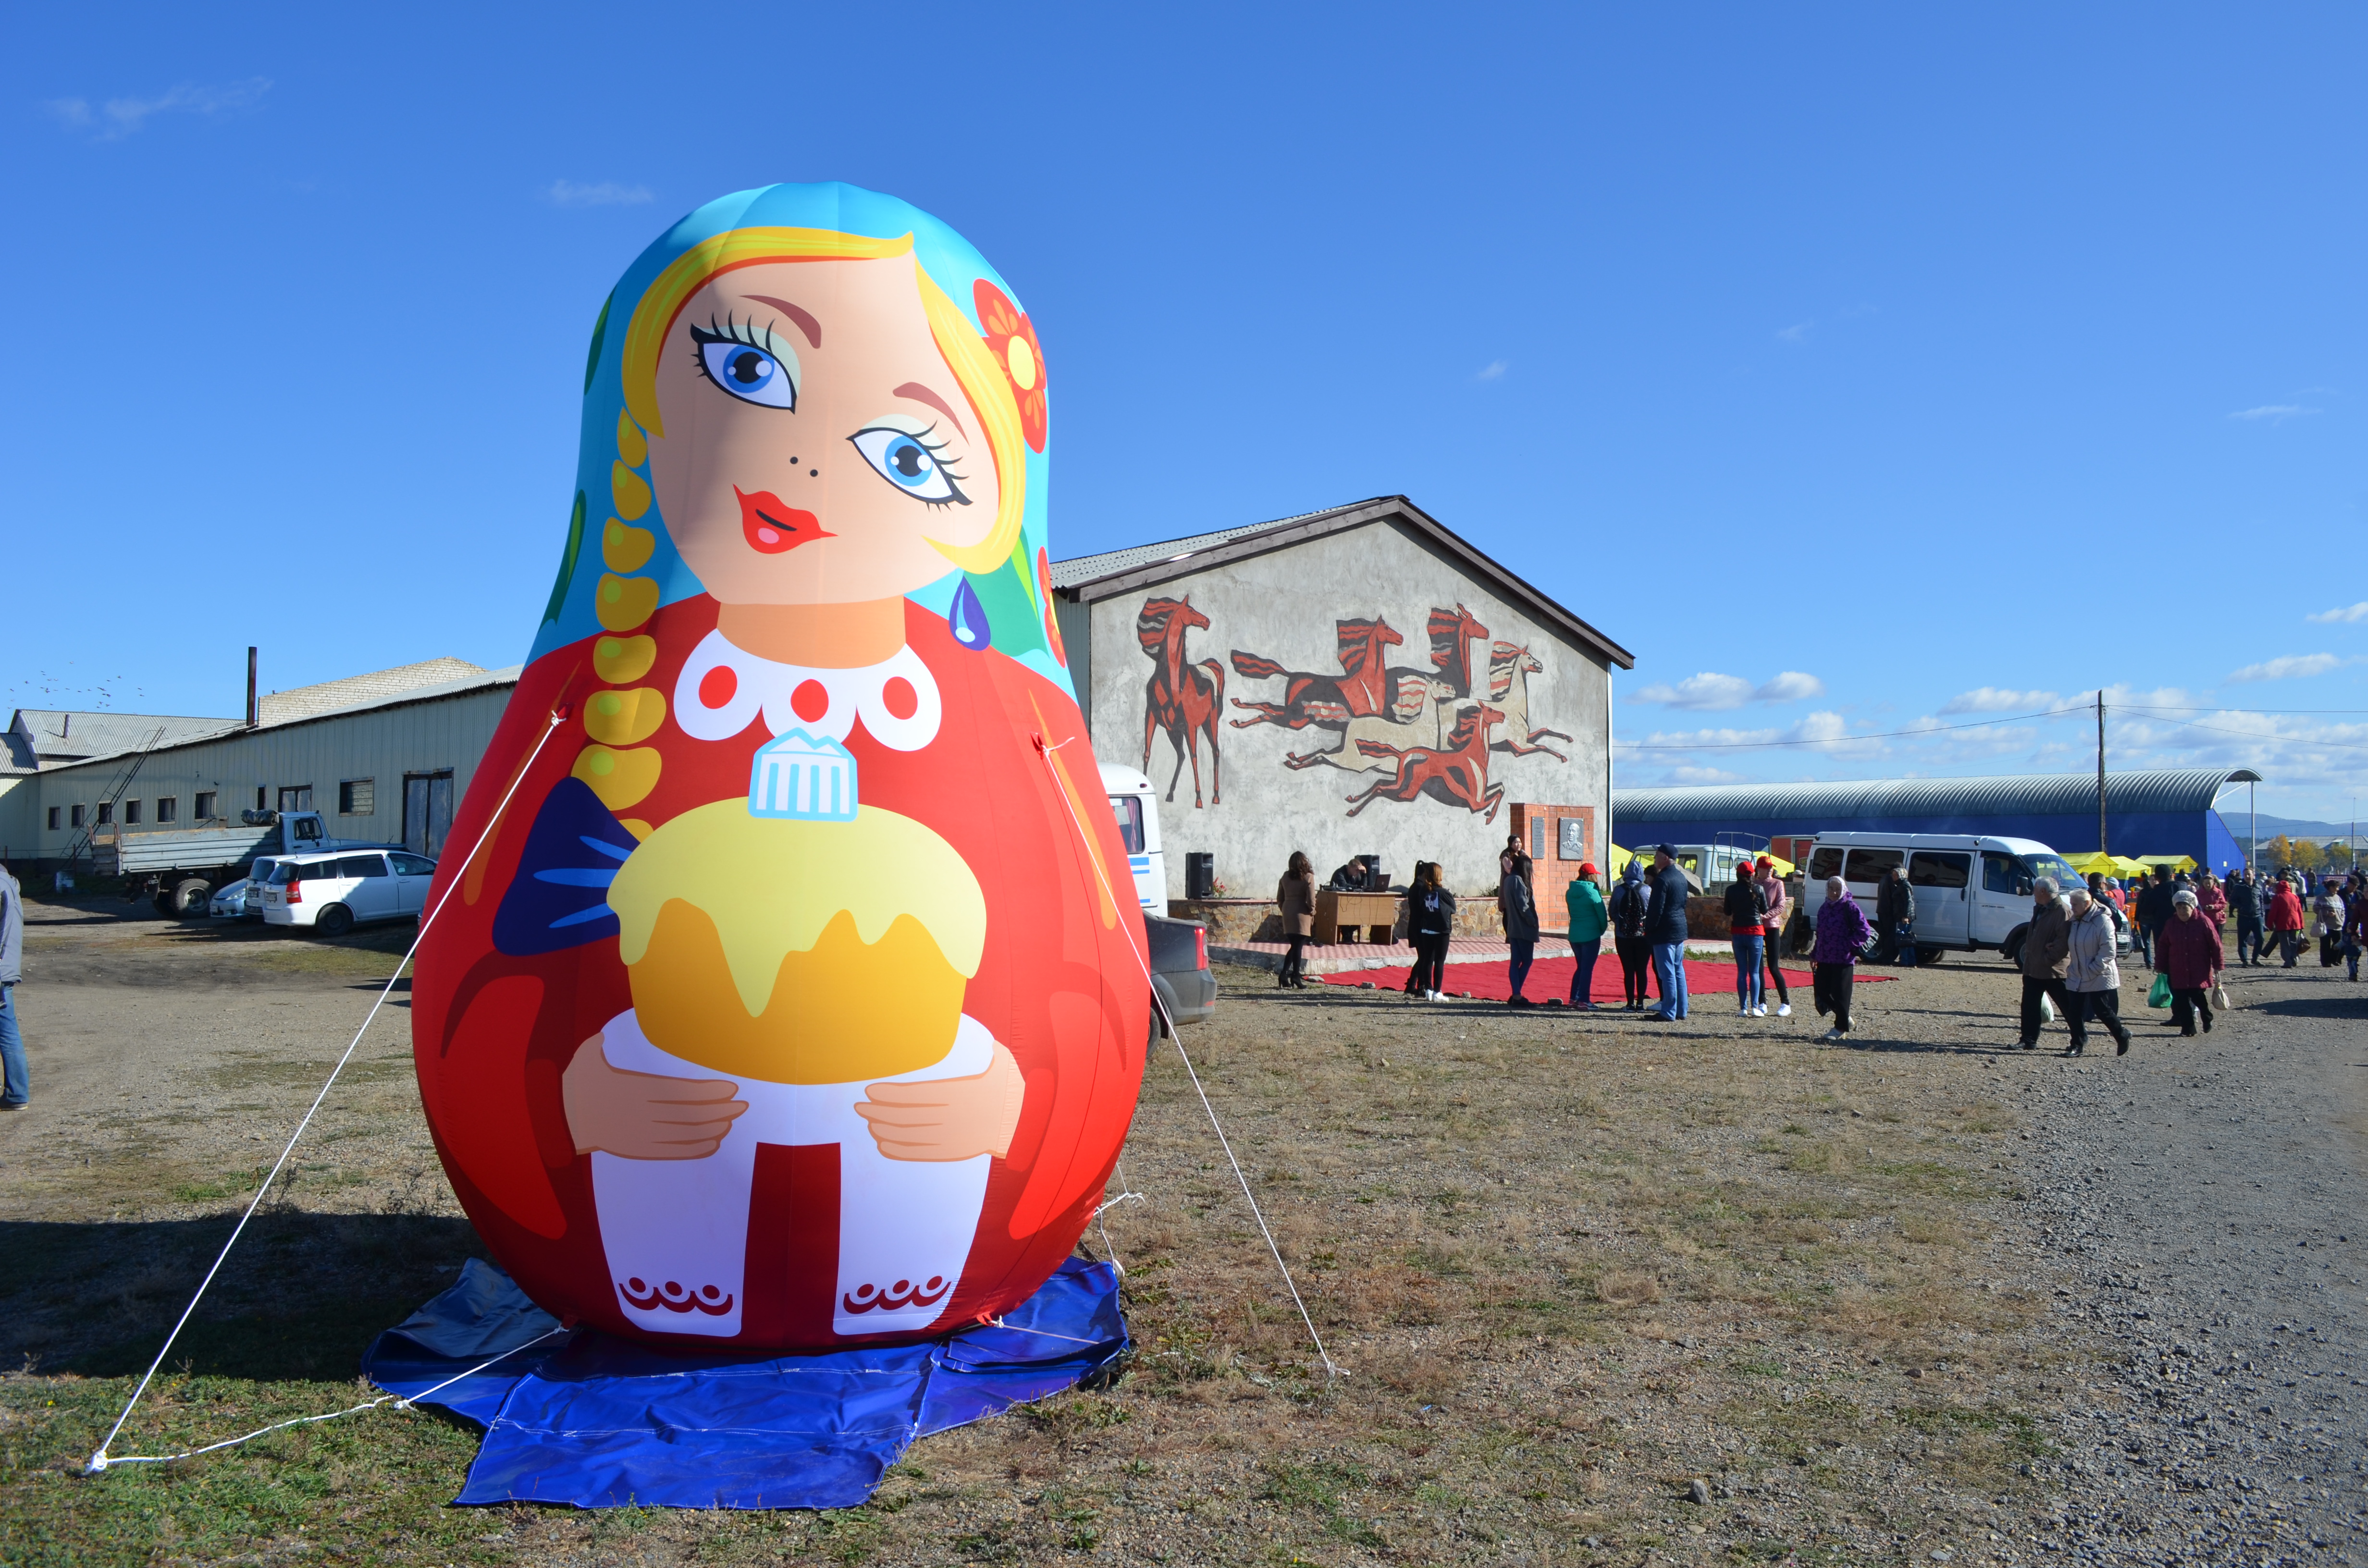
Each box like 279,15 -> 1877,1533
279,784 -> 314,812
123,799 -> 142,825
194,791 -> 215,820
340,779 -> 375,816
157,796 -> 178,824
256,786 -> 268,811
47,807 -> 61,830
71,804 -> 86,828
97,802 -> 113,826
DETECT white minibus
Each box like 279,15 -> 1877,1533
1799,832 -> 2090,966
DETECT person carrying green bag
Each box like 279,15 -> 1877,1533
2147,971 -> 2172,1010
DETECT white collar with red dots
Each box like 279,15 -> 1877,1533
673,629 -> 941,752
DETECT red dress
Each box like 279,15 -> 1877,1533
410,595 -> 1147,1350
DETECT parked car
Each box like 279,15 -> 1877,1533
261,849 -> 441,937
208,876 -> 255,919
1800,832 -> 2091,966
1144,913 -> 1215,1034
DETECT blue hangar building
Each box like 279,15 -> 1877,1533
1612,768 -> 2262,875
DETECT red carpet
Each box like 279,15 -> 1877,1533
1320,954 -> 1895,1003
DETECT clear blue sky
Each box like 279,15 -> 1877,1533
8,4 -> 2366,824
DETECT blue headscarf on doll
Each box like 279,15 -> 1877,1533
528,181 -> 1066,693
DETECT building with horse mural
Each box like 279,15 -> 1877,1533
1051,498 -> 1631,911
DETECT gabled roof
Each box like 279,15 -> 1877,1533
257,657 -> 488,724
6,710 -> 234,773
33,664 -> 524,780
1050,496 -> 1635,670
1614,769 -> 2264,824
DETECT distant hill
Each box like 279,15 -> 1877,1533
2221,811 -> 2362,843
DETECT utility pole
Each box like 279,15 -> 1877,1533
2096,690 -> 2108,854
2249,779 -> 2257,872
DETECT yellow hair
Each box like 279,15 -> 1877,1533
618,226 -> 1027,576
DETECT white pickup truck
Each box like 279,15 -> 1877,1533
92,810 -> 397,916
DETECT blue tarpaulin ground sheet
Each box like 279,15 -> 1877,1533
361,1257 -> 1127,1509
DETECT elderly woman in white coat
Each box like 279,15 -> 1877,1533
2062,886 -> 2133,1057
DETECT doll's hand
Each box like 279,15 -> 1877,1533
562,1033 -> 747,1159
855,1043 -> 1024,1162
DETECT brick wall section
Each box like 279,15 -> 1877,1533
1511,802 -> 1598,927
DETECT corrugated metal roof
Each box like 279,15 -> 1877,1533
1615,769 -> 2261,823
1048,506 -> 1354,588
34,665 -> 525,778
257,657 -> 488,723
8,710 -> 233,771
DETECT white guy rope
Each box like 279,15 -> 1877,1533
1034,737 -> 1342,1378
89,710 -> 568,1474
97,1325 -> 570,1468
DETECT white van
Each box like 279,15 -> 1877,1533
1099,763 -> 1165,912
1800,832 -> 2091,965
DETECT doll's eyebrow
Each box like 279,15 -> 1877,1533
892,382 -> 968,440
743,295 -> 823,349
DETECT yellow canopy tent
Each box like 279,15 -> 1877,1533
2064,851 -> 2118,875
1608,844 -> 1633,872
2135,854 -> 2199,873
1760,852 -> 1797,876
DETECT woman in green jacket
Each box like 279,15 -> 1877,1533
1564,862 -> 1609,1009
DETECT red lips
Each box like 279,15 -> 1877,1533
734,486 -> 832,555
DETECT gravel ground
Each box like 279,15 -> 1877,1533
2007,956 -> 2368,1565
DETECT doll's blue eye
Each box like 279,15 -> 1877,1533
850,425 -> 967,504
690,324 -> 796,409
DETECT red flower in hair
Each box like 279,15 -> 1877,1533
974,280 -> 1047,453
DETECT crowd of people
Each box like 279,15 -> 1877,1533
1269,842 -> 2366,1049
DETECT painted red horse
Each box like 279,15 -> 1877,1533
1344,701 -> 1506,821
1137,596 -> 1224,807
1227,617 -> 1403,732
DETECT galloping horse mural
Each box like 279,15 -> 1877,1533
1345,702 -> 1508,822
1484,643 -> 1575,761
1137,597 -> 1224,807
1134,596 -> 1568,818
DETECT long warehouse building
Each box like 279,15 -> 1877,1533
1612,768 -> 2263,875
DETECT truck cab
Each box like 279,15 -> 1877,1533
1098,763 -> 1165,913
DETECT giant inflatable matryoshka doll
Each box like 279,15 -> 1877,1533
410,183 -> 1148,1351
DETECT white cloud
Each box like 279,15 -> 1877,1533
2307,601 -> 2368,625
47,77 -> 271,141
2228,404 -> 2318,423
2228,653 -> 2344,683
546,179 -> 653,208
1661,765 -> 1750,785
1628,672 -> 1754,710
1939,686 -> 2060,714
1753,671 -> 1825,703
1629,670 -> 1825,710
1776,320 -> 1813,344
1473,360 -> 1507,381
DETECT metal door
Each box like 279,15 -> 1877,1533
403,772 -> 454,857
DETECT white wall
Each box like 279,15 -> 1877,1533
1080,518 -> 1612,897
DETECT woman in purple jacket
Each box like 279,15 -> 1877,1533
1812,875 -> 1873,1041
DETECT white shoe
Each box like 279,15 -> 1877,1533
1751,1004 -> 1767,1017
1739,1004 -> 1751,1017
1821,1028 -> 1841,1041
1777,1003 -> 1792,1017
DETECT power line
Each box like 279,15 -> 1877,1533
2116,711 -> 2368,753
